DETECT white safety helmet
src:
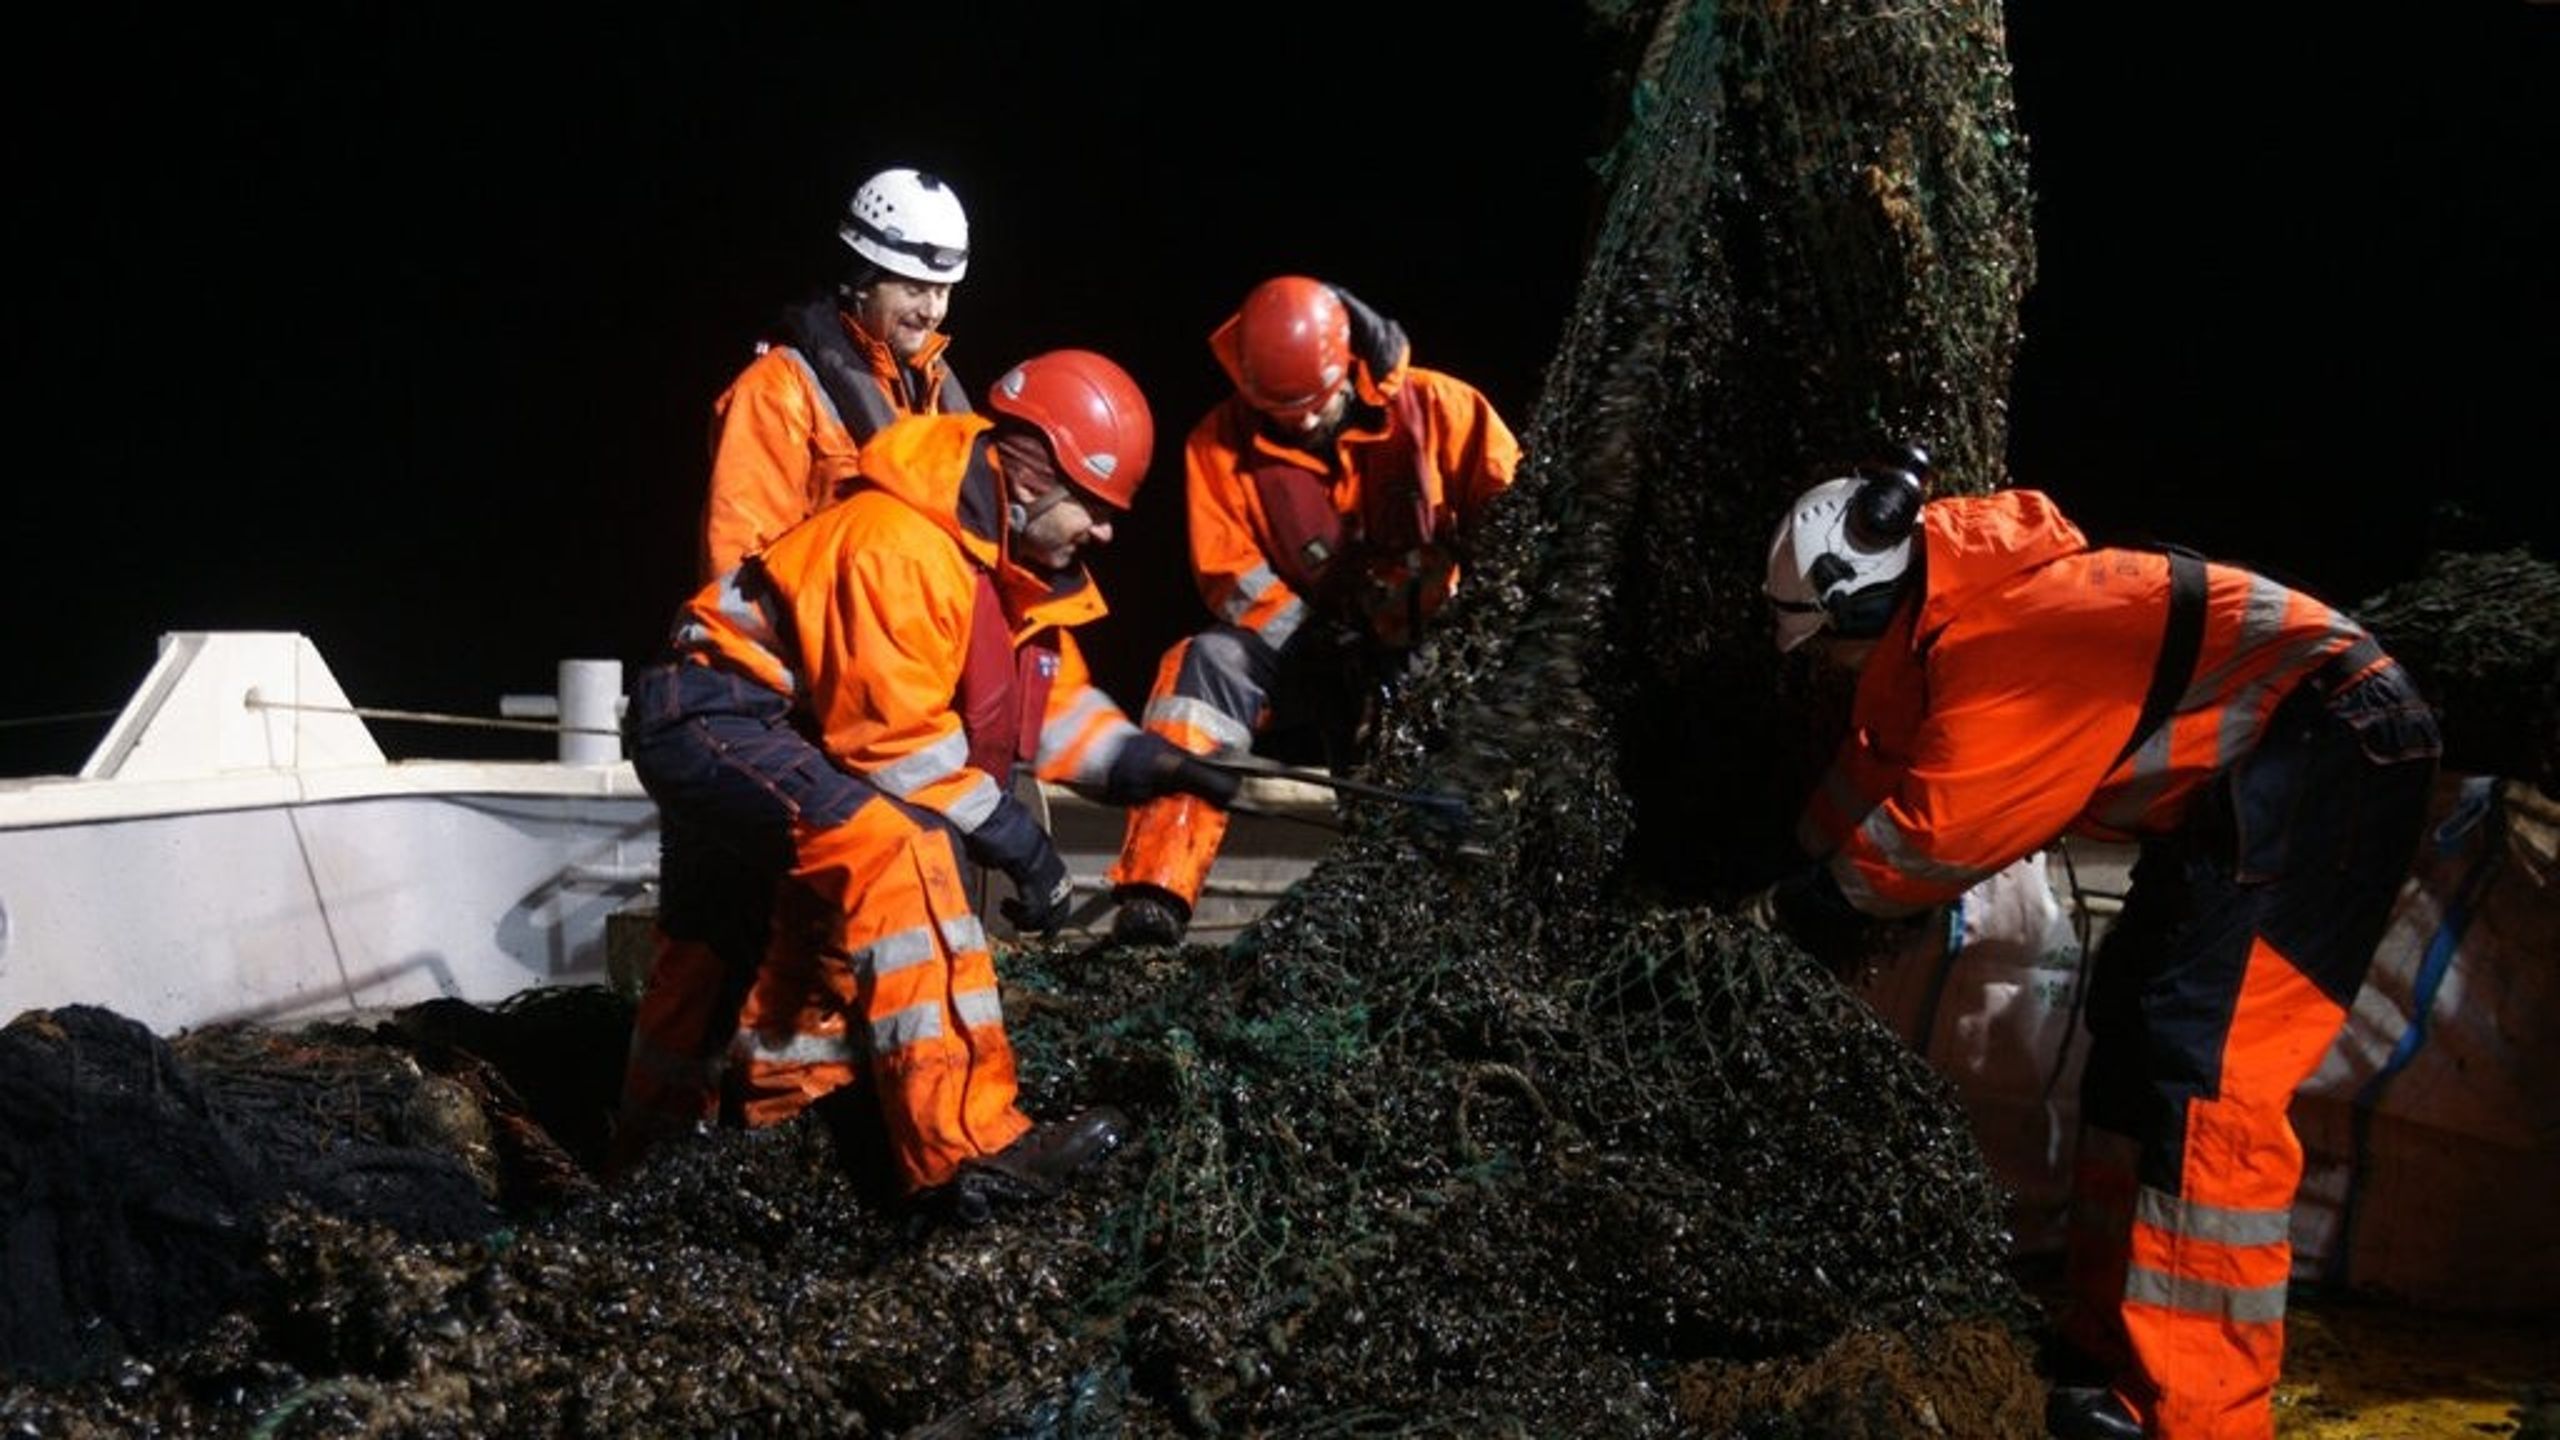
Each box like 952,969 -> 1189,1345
1763,455 -> 1928,652
838,167 -> 970,283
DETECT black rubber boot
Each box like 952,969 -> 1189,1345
940,1105 -> 1132,1222
1109,886 -> 1190,947
2044,1385 -> 2142,1439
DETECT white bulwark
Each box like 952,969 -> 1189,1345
0,633 -> 658,1032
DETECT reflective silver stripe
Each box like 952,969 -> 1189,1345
1801,768 -> 1873,853
945,770 -> 1005,831
2185,579 -> 2355,772
1854,805 -> 1994,897
848,925 -> 940,979
1216,562 -> 1282,624
1143,694 -> 1257,752
871,728 -> 972,800
2135,1186 -> 2292,1248
709,569 -> 783,647
953,985 -> 1005,1029
1829,853 -> 1929,919
1069,718 -> 1146,785
2095,582 -> 2365,830
1038,686 -> 1135,776
941,913 -> 989,954
779,347 -> 850,433
2195,574 -> 2308,739
1216,564 -> 1310,651
871,1003 -> 944,1052
2093,724 -> 2174,831
732,1027 -> 859,1067
1256,595 -> 1308,652
2124,1261 -> 2289,1325
671,570 -> 798,696
2240,571 -> 2292,650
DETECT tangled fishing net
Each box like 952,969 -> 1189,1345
1,1 -> 2078,1434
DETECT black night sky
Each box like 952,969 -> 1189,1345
8,5 -> 2554,775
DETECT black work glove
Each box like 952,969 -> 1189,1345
1103,732 -> 1242,808
1737,862 -> 1873,976
1002,848 -> 1072,937
968,794 -> 1073,937
1329,283 -> 1409,378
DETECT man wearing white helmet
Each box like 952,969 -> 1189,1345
614,166 -> 974,1179
1746,449 -> 2440,1440
697,165 -> 974,580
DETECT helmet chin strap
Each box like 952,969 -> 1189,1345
1007,479 -> 1072,537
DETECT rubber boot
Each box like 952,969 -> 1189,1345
941,1106 -> 1132,1223
2044,1386 -> 2142,1439
1109,886 -> 1190,947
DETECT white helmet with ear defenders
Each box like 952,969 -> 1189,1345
1764,446 -> 1929,652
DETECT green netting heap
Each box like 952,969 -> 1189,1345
1,2 -> 2060,1435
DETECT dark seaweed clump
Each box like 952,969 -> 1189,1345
2,2 -> 2063,1434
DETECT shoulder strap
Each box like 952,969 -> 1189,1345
776,298 -> 901,441
2112,546 -> 2208,771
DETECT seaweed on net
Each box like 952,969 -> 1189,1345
0,1 -> 2057,1434
2357,548 -> 2560,792
999,0 -> 2050,1425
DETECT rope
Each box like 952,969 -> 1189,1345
2040,837 -> 2100,1108
243,694 -> 622,739
0,708 -> 120,730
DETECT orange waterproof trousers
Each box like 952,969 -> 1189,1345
2062,666 -> 2437,1439
730,804 -> 1031,1193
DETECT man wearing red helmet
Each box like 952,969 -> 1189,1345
1107,276 -> 1521,946
617,350 -> 1235,1219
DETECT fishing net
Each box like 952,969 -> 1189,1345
2356,548 -> 2560,793
2,1 -> 2063,1433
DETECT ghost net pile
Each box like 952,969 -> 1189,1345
0,2 -> 2053,1435
1058,0 -> 2050,1429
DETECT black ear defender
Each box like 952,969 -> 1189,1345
1845,441 -> 1930,551
1822,442 -> 1931,638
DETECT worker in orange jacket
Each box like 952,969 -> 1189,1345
1745,452 -> 2440,1440
621,350 -> 1235,1218
701,164 -> 976,579
612,167 -> 979,1177
1106,275 -> 1520,946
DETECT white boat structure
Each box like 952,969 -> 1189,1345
0,633 -> 658,1033
0,632 -> 1335,1035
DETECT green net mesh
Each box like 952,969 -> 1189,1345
2,2 -> 2065,1434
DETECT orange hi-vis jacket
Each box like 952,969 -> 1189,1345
698,312 -> 962,581
675,413 -> 1140,825
1802,489 -> 2384,918
1183,361 -> 1517,654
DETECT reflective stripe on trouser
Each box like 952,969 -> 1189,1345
2067,936 -> 2344,1440
613,830 -> 781,1161
731,802 -> 1032,1193
617,661 -> 852,1171
606,932 -> 731,1174
1111,629 -> 1270,905
2062,674 -> 2435,1440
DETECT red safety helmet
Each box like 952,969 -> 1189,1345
1209,275 -> 1352,425
985,350 -> 1155,510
